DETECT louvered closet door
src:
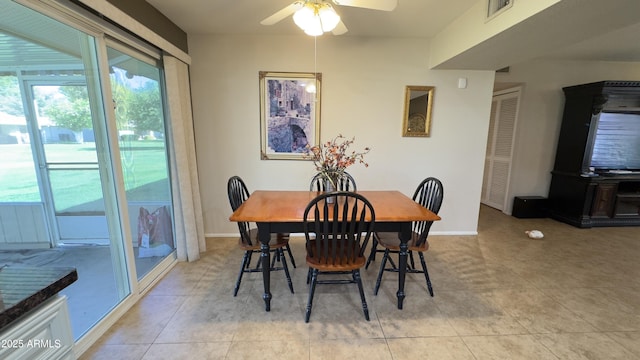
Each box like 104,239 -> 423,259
482,89 -> 520,211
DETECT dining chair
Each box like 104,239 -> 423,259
302,191 -> 375,322
370,177 -> 443,297
229,176 -> 297,268
309,172 -> 357,191
227,176 -> 294,296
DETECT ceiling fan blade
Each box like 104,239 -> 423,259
332,0 -> 397,11
260,2 -> 304,26
332,20 -> 348,35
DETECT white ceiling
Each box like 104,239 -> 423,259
145,0 -> 478,38
145,0 -> 640,68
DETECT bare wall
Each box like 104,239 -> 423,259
188,34 -> 495,236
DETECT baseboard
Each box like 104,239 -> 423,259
206,233 -> 240,238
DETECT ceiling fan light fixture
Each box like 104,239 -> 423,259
318,4 -> 340,31
293,5 -> 315,29
304,16 -> 324,36
293,2 -> 340,36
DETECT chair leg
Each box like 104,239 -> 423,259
285,244 -> 297,268
306,268 -> 312,284
408,250 -> 416,271
387,253 -> 398,270
271,249 -> 278,268
234,250 -> 250,296
365,235 -> 379,269
245,251 -> 253,269
305,268 -> 319,322
418,252 -> 434,297
254,251 -> 262,270
279,248 -> 294,293
354,270 -> 370,321
374,249 -> 390,295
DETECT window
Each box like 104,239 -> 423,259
107,44 -> 175,278
0,0 -> 176,343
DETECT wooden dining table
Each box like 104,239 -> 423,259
229,190 -> 440,311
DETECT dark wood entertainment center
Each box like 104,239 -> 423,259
548,81 -> 640,228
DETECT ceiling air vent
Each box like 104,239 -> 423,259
486,0 -> 513,20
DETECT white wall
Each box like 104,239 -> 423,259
496,59 -> 640,214
430,0 -> 560,68
430,0 -> 640,71
188,34 -> 495,237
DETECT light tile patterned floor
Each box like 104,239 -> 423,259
81,206 -> 640,359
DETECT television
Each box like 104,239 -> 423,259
589,112 -> 640,172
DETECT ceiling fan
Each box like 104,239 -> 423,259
260,0 -> 398,36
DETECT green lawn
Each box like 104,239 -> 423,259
0,141 -> 170,213
0,144 -> 41,202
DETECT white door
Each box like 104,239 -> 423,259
481,88 -> 521,211
25,82 -> 110,246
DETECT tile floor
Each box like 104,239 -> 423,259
81,206 -> 640,359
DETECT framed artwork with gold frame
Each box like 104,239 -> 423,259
259,71 -> 321,160
402,85 -> 434,137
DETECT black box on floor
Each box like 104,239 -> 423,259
512,196 -> 548,218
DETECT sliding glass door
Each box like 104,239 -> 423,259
106,44 -> 175,280
0,0 -> 175,340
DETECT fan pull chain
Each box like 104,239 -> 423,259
314,35 -> 318,101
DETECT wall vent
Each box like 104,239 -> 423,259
487,0 -> 513,20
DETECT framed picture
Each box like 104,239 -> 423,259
259,71 -> 321,160
402,85 -> 434,137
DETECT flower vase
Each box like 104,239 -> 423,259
325,178 -> 335,204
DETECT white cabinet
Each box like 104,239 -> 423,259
0,295 -> 74,360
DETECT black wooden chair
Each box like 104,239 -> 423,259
227,176 -> 294,296
302,191 -> 375,322
309,172 -> 357,192
369,177 -> 443,297
228,176 -> 296,269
